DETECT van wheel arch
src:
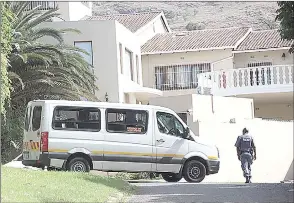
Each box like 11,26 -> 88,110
65,152 -> 93,171
182,156 -> 208,175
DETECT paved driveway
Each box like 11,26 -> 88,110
128,182 -> 294,202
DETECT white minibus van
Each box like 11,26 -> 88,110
22,100 -> 220,183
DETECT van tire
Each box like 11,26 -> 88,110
161,173 -> 182,182
67,157 -> 90,173
183,160 -> 206,183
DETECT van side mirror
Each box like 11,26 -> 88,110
183,127 -> 190,138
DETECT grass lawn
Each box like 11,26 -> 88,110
2,166 -> 135,202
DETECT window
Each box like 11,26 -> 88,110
156,112 -> 184,137
52,106 -> 101,131
24,106 -> 32,131
155,63 -> 211,90
177,112 -> 188,124
119,43 -> 123,74
124,49 -> 134,81
106,109 -> 148,134
136,55 -> 140,83
32,106 -> 42,131
74,41 -> 93,66
247,62 -> 272,67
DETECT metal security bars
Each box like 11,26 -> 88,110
154,63 -> 211,91
25,1 -> 58,11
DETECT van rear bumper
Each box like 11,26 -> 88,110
22,153 -> 50,168
207,160 -> 220,175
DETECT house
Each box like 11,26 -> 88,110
142,28 -> 293,121
35,1 -> 293,121
28,1 -> 293,183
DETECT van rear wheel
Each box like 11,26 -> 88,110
67,157 -> 90,172
183,160 -> 206,183
161,173 -> 182,182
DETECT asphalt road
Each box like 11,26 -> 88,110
128,182 -> 294,203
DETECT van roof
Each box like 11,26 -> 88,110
30,100 -> 172,112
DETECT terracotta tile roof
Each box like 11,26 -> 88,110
141,27 -> 250,54
235,29 -> 294,51
84,12 -> 162,33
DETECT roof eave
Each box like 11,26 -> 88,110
141,46 -> 234,55
233,47 -> 292,53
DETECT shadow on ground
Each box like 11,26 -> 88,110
129,183 -> 294,203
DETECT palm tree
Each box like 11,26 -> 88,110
7,1 -> 98,107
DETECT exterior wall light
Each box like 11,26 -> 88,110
282,53 -> 286,60
105,92 -> 109,102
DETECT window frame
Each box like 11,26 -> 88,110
156,111 -> 185,138
32,106 -> 42,132
24,105 -> 32,131
105,108 -> 149,134
154,63 -> 211,90
74,41 -> 93,66
51,106 -> 101,132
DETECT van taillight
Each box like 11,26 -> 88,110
41,132 -> 48,152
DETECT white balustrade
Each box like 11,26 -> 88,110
197,65 -> 294,96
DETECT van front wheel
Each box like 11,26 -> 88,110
67,157 -> 90,172
161,173 -> 182,182
183,160 -> 206,183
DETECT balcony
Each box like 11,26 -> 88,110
198,65 -> 294,96
25,1 -> 58,11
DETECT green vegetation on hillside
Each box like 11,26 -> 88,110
2,167 -> 135,202
93,2 -> 279,31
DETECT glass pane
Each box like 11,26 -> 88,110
74,41 -> 93,66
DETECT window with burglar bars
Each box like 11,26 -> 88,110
154,63 -> 211,91
25,1 -> 58,11
247,62 -> 273,67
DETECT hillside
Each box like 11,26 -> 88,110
92,2 -> 279,31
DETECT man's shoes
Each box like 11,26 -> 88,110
245,176 -> 251,183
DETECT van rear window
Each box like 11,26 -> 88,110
52,106 -> 101,132
106,109 -> 148,134
24,106 -> 31,131
32,106 -> 42,131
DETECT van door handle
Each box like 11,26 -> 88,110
156,139 -> 165,143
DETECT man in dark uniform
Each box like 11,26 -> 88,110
235,128 -> 256,183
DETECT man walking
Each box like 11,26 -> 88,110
235,128 -> 256,183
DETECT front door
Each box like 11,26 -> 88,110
103,108 -> 154,172
155,111 -> 189,173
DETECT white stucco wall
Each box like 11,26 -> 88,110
68,2 -> 92,21
40,21 -> 124,102
54,2 -> 92,21
142,49 -> 234,97
199,119 -> 293,183
234,50 -> 294,68
136,16 -> 168,46
149,94 -> 254,124
114,22 -> 142,103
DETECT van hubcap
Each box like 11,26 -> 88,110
71,161 -> 86,172
188,165 -> 201,179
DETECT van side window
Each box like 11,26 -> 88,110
32,106 -> 42,131
106,109 -> 148,134
156,112 -> 184,137
52,106 -> 101,132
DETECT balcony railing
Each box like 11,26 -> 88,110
198,65 -> 294,96
25,1 -> 58,11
